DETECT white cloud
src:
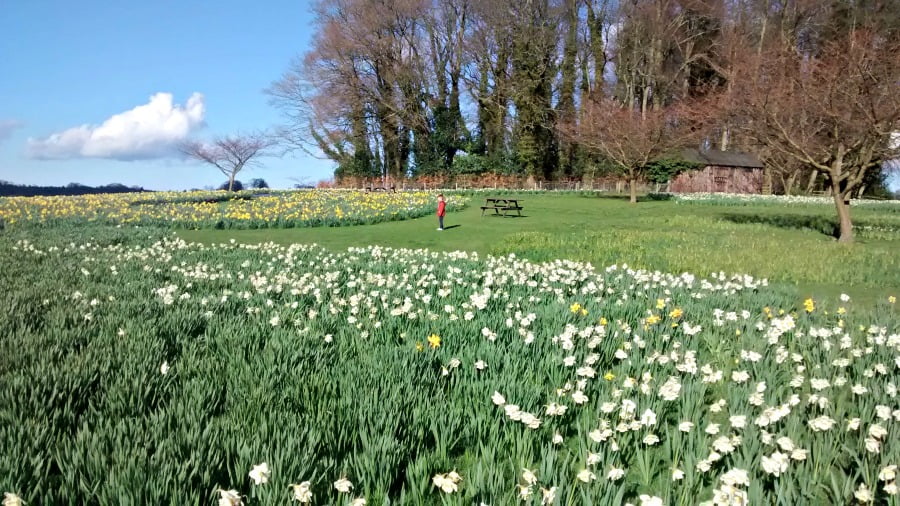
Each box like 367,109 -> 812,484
0,119 -> 24,143
27,92 -> 205,160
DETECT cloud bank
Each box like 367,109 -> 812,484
27,92 -> 205,160
0,119 -> 24,144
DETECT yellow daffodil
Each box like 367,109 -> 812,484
803,298 -> 815,313
427,334 -> 441,349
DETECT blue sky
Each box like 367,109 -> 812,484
0,2 -> 897,192
0,0 -> 334,190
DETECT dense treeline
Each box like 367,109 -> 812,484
269,0 -> 898,183
0,181 -> 148,197
268,0 -> 899,241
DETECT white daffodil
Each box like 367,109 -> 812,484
606,467 -> 625,481
522,468 -> 538,485
218,489 -> 242,506
334,477 -> 353,493
517,484 -> 533,500
808,416 -> 836,432
2,493 -> 23,506
540,486 -> 557,505
720,468 -> 750,488
571,390 -> 588,404
576,469 -> 596,483
854,483 -> 873,502
761,451 -> 789,477
290,481 -> 312,503
432,473 -> 460,494
248,463 -> 270,485
639,495 -> 664,506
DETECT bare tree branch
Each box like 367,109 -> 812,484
180,132 -> 277,191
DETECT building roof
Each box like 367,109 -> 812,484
680,148 -> 764,168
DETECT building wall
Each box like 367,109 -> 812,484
670,166 -> 764,194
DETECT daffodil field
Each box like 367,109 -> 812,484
1,223 -> 898,506
665,192 -> 900,209
0,190 -> 465,229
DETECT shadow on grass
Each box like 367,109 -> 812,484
584,193 -> 673,203
443,225 -> 461,230
719,212 -> 839,238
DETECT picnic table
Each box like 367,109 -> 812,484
481,197 -> 524,217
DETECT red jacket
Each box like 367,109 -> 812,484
437,201 -> 446,216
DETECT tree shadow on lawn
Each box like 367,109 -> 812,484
584,193 -> 674,202
719,212 -> 841,238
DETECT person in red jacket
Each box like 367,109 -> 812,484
436,193 -> 446,231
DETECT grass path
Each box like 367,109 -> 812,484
180,194 -> 899,306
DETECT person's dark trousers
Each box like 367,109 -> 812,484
439,216 -> 444,229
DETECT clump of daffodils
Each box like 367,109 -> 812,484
432,471 -> 462,493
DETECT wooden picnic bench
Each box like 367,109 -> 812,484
480,197 -> 524,217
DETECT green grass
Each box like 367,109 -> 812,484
180,194 -> 900,307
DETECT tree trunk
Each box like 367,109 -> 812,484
832,188 -> 853,243
805,169 -> 819,193
783,172 -> 796,195
629,178 -> 637,204
228,174 -> 235,192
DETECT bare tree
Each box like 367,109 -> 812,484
180,133 -> 276,192
734,31 -> 900,242
560,97 -> 706,202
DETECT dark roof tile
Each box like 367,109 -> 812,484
680,148 -> 764,168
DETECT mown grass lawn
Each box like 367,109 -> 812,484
180,194 -> 900,307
